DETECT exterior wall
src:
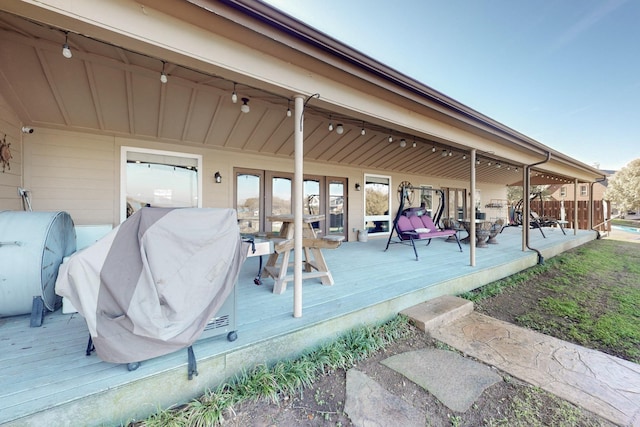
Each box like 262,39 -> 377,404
12,127 -> 508,241
0,91 -> 22,210
547,182 -> 607,202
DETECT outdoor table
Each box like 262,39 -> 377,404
460,219 -> 491,246
263,214 -> 340,294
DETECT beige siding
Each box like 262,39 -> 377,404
19,127 -> 508,239
0,91 -> 22,211
23,129 -> 116,225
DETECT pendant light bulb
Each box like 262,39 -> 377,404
388,135 -> 393,143
328,122 -> 334,131
231,83 -> 238,103
432,146 -> 436,153
399,139 -> 407,148
240,97 -> 250,113
160,61 -> 167,84
336,124 -> 344,134
286,100 -> 291,117
62,32 -> 72,59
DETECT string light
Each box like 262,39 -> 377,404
62,32 -> 72,59
160,61 -> 167,83
231,83 -> 237,103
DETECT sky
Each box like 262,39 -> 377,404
263,0 -> 639,171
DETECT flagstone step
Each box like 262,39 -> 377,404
400,295 -> 473,332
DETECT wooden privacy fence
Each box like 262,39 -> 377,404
530,200 -> 611,231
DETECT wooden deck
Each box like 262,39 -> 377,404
0,226 -> 596,426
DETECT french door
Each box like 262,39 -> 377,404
234,168 -> 347,240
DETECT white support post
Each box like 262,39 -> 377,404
470,149 -> 476,267
574,178 -> 579,235
293,95 -> 304,318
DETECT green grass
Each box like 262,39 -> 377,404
132,315 -> 411,426
463,239 -> 640,363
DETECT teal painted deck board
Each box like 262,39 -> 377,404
0,227 -> 596,426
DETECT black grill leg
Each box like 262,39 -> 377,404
187,346 -> 198,380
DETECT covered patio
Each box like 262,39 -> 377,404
0,225 -> 596,426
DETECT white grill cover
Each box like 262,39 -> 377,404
55,207 -> 247,363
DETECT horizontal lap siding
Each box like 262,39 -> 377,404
0,93 -> 22,211
24,129 -> 115,225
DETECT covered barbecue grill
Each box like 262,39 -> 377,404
55,207 -> 248,367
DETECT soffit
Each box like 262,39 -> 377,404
0,8 -> 598,185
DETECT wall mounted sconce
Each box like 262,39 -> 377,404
214,171 -> 222,183
240,98 -> 250,113
355,183 -> 361,191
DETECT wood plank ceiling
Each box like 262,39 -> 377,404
0,10 -> 574,186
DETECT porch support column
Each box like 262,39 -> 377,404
469,149 -> 476,267
293,94 -> 304,318
574,178 -> 579,235
588,181 -> 593,230
522,166 -> 529,251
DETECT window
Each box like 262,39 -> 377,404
444,187 -> 468,220
364,174 -> 391,234
580,185 -> 587,196
121,147 -> 202,222
419,185 -> 433,214
328,178 -> 346,235
560,186 -> 566,197
235,169 -> 264,233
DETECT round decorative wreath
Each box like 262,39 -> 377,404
1,135 -> 12,172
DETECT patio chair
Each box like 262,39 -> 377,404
531,211 -> 566,235
487,218 -> 505,244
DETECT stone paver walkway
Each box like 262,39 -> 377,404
344,296 -> 640,426
430,308 -> 640,426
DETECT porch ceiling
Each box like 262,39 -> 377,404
0,10 -> 572,185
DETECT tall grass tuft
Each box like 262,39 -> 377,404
132,314 -> 411,427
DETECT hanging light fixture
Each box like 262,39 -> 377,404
496,163 -> 502,169
62,32 -> 72,59
286,100 -> 291,117
231,83 -> 238,103
388,135 -> 393,143
160,61 -> 168,84
441,149 -> 448,157
240,97 -> 250,113
412,140 -> 417,148
399,139 -> 407,148
361,122 -> 366,136
476,159 -> 481,165
328,115 -> 334,131
432,145 -> 436,153
448,150 -> 452,157
336,124 -> 344,134
462,154 -> 467,160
